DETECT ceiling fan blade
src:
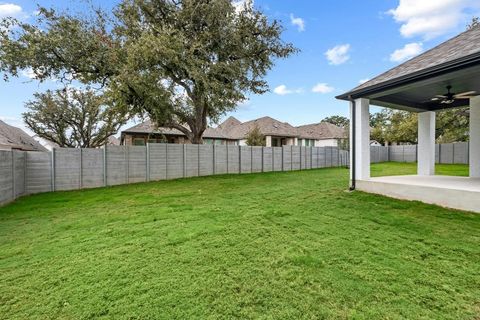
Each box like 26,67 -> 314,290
431,97 -> 440,101
454,96 -> 476,99
435,95 -> 447,98
454,91 -> 476,97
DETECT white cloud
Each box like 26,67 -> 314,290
21,68 -> 36,79
290,14 -> 305,32
273,84 -> 303,95
325,44 -> 350,65
0,3 -> 22,18
359,78 -> 370,84
390,42 -> 423,62
232,0 -> 253,14
312,83 -> 334,94
388,0 -> 480,39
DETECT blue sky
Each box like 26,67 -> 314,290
1,0 -> 480,133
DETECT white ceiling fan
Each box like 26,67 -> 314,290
431,85 -> 477,104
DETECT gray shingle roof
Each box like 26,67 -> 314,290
339,25 -> 480,98
297,122 -> 346,140
122,120 -> 229,139
224,116 -> 299,139
0,120 -> 47,151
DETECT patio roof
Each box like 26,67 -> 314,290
336,25 -> 480,112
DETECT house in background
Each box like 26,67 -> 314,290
0,120 -> 46,152
32,135 -> 59,151
120,116 -> 347,148
121,120 -> 237,146
296,122 -> 347,147
219,116 -> 299,147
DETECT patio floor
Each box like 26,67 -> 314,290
356,175 -> 480,213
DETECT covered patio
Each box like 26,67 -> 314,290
337,26 -> 480,213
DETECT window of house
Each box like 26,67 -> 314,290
147,139 -> 157,144
204,139 -> 213,145
214,139 -> 224,145
133,138 -> 146,146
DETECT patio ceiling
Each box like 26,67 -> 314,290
337,26 -> 480,112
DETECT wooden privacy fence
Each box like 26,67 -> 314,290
0,144 -> 349,205
370,142 -> 470,164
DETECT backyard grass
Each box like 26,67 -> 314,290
0,162 -> 478,319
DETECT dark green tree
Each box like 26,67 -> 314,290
0,0 -> 297,144
23,88 -> 129,148
322,115 -> 349,127
245,125 -> 265,146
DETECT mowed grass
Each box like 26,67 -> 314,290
371,162 -> 470,177
0,163 -> 479,319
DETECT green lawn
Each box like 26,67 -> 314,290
0,163 -> 478,319
371,162 -> 470,177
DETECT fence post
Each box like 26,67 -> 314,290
300,146 -> 302,170
261,147 -> 264,172
103,146 -> 107,186
291,145 -> 293,171
250,146 -> 253,173
183,144 -> 187,178
438,143 -> 442,164
79,148 -> 83,189
281,146 -> 285,171
51,148 -> 56,191
146,143 -> 150,182
11,151 -> 15,200
239,145 -> 242,174
452,143 -> 455,164
213,144 -> 216,175
125,146 -> 129,183
226,145 -> 229,174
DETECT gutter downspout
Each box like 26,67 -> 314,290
349,96 -> 356,191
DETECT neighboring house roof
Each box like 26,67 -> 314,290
337,25 -> 480,100
122,120 -> 230,139
296,122 -> 347,140
217,116 -> 242,135
226,116 -> 299,139
0,120 -> 47,151
32,135 -> 60,150
107,136 -> 120,145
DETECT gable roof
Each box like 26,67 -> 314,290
217,116 -> 242,135
122,120 -> 229,139
337,25 -> 480,100
0,120 -> 47,151
297,122 -> 346,140
226,116 -> 298,139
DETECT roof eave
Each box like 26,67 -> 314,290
336,51 -> 480,101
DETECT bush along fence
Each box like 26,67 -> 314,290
0,145 -> 349,205
370,142 -> 470,164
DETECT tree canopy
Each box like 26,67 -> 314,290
322,115 -> 349,128
0,0 -> 297,144
23,88 -> 129,148
370,108 -> 470,145
245,125 -> 265,146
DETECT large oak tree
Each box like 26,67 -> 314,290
0,0 -> 297,143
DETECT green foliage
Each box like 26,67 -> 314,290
370,107 -> 470,145
322,115 -> 349,127
0,164 -> 478,319
245,125 -> 265,146
0,1 -> 297,144
23,88 -> 129,148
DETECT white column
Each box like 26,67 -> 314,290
418,111 -> 436,176
265,136 -> 272,147
350,98 -> 370,181
470,96 -> 480,178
